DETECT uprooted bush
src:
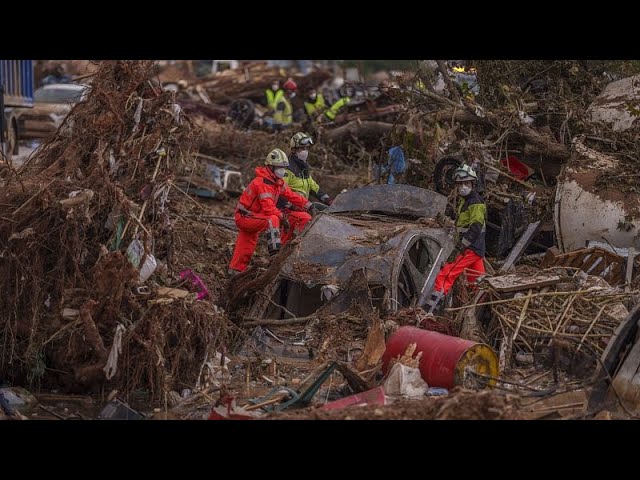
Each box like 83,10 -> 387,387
0,61 -> 234,398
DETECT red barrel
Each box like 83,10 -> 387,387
381,326 -> 498,389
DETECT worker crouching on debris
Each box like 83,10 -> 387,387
228,148 -> 313,274
425,164 -> 486,314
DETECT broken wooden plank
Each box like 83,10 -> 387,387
156,287 -> 191,299
541,246 -> 561,268
498,221 -> 541,273
196,152 -> 240,170
626,247 -> 636,293
540,246 -> 626,285
486,273 -> 561,293
60,190 -> 94,208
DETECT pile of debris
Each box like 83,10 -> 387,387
192,63 -> 332,106
0,61 -> 234,397
269,388 -> 523,420
468,267 -> 632,376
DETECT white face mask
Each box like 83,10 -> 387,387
272,84 -> 279,91
458,184 -> 472,197
297,150 -> 309,162
274,167 -> 286,178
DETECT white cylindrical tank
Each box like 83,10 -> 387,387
555,140 -> 640,252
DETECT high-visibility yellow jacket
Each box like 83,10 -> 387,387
324,96 -> 350,121
273,95 -> 292,126
282,153 -> 328,201
456,190 -> 486,257
304,94 -> 326,116
265,88 -> 283,110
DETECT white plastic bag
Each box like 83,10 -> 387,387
383,363 -> 428,398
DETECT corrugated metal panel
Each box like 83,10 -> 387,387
0,60 -> 34,107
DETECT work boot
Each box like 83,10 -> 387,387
228,268 -> 241,277
266,221 -> 282,255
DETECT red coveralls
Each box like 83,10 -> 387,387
229,166 -> 312,272
433,250 -> 485,294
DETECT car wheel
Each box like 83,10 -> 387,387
433,156 -> 461,195
229,99 -> 255,128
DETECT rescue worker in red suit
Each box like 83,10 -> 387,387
228,148 -> 313,274
425,164 -> 486,315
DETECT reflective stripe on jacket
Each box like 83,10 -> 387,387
237,166 -> 311,218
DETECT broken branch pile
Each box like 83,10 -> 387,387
0,61 -> 234,397
481,268 -> 631,373
192,64 -> 332,105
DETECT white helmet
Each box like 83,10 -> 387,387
265,148 -> 289,167
453,164 -> 477,182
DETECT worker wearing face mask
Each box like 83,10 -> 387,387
277,132 -> 333,240
272,79 -> 297,130
424,164 -> 486,315
228,148 -> 313,275
304,89 -> 326,119
265,80 -> 283,112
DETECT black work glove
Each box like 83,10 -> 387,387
281,216 -> 290,232
320,194 -> 333,206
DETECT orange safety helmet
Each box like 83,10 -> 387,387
283,79 -> 298,91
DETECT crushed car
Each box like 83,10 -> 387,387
246,185 -> 456,321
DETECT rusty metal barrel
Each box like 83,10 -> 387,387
381,326 -> 499,389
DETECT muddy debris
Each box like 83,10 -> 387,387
267,388 -> 523,420
0,61 -> 235,398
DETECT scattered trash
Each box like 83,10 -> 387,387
195,351 -> 231,389
126,239 -> 157,283
501,156 -> 532,181
320,284 -> 340,302
0,387 -> 37,406
383,363 -> 429,398
426,387 -> 449,397
179,269 -> 209,300
321,387 -> 387,410
98,397 -> 145,420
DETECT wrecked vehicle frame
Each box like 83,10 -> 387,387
246,185 -> 455,320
